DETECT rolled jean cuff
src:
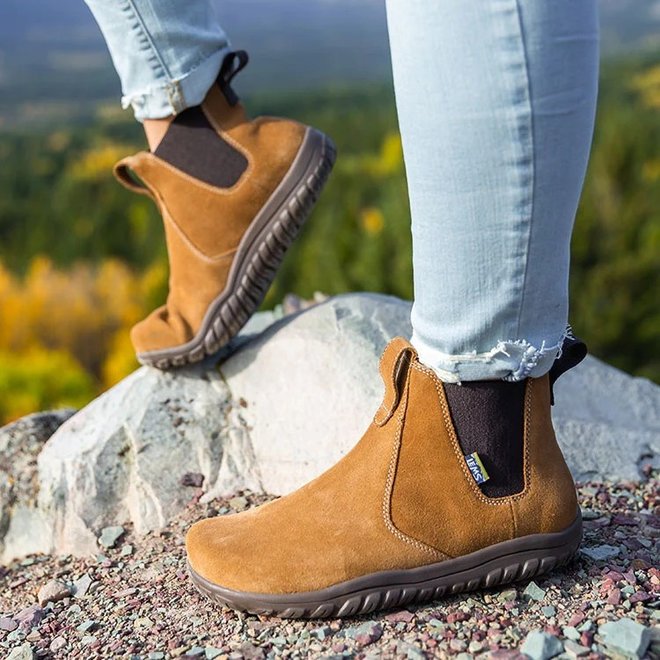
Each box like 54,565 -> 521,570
412,330 -> 568,383
122,45 -> 232,122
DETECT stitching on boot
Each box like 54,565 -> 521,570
147,151 -> 251,196
412,362 -> 531,510
374,345 -> 412,426
202,105 -> 255,183
160,207 -> 239,264
381,375 -> 447,560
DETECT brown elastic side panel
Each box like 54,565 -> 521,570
444,379 -> 526,498
154,106 -> 248,188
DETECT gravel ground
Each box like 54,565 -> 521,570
1,478 -> 658,660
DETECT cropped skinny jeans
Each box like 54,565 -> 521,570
84,0 -> 600,382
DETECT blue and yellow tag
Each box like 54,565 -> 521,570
465,452 -> 490,484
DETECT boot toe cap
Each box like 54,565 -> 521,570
130,306 -> 193,356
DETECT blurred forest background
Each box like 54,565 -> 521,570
0,0 -> 659,423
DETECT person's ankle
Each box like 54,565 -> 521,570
144,116 -> 174,151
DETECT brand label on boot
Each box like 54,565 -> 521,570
465,452 -> 490,484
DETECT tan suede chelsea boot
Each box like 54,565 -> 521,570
114,51 -> 336,368
185,336 -> 583,618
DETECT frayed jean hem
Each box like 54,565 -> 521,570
412,329 -> 569,383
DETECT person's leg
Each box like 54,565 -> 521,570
387,0 -> 599,498
83,0 -> 336,367
184,1 -> 599,617
84,0 -> 230,147
387,0 -> 599,383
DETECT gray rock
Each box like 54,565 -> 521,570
98,525 -> 124,549
14,605 -> 45,631
49,636 -> 67,652
72,574 -> 93,598
541,606 -> 556,617
0,615 -> 18,631
0,410 -> 75,560
579,544 -> 620,561
76,619 -> 98,633
523,581 -> 546,601
563,640 -> 590,658
599,618 -> 651,658
204,649 -> 223,660
37,579 -> 71,606
6,644 -> 35,660
521,630 -> 564,660
552,354 -> 660,482
0,293 -> 658,560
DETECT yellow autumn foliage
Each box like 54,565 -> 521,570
0,257 -> 167,424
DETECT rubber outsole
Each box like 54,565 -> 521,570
137,127 -> 336,369
187,514 -> 582,619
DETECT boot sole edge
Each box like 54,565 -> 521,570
187,513 -> 583,619
137,126 -> 336,369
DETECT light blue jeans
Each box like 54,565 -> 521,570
84,0 -> 599,382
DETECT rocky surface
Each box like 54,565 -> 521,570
0,410 -> 76,561
0,480 -> 657,659
1,293 -> 659,562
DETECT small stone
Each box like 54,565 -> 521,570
395,641 -> 426,660
37,579 -> 71,606
579,544 -> 620,561
184,647 -> 205,657
73,574 -> 93,597
98,525 -> 125,548
81,635 -> 97,646
77,619 -> 98,633
50,636 -> 67,652
134,617 -> 153,628
607,588 -> 622,605
204,649 -> 223,660
347,622 -> 383,647
7,629 -> 26,642
310,626 -> 333,640
562,626 -> 580,641
7,644 -> 35,660
580,508 -> 601,520
0,616 -> 18,631
523,581 -> 546,601
564,640 -> 590,658
468,640 -> 484,653
15,605 -> 45,630
599,618 -> 651,658
148,654 -> 165,660
577,620 -> 593,632
383,609 -> 415,623
228,496 -> 248,511
120,544 -> 134,557
180,472 -> 204,488
520,630 -> 564,660
450,638 -> 468,652
541,605 -> 556,617
498,588 -> 518,603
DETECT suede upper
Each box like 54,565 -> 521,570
185,337 -> 578,595
113,84 -> 307,355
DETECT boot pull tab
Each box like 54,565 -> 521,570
548,329 -> 588,405
113,156 -> 155,201
218,50 -> 249,106
374,338 -> 417,426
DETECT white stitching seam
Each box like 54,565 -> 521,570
411,362 -> 532,511
381,371 -> 446,560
